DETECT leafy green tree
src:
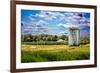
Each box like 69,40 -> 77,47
60,35 -> 67,40
80,37 -> 90,45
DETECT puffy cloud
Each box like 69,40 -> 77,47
29,11 -> 90,27
35,13 -> 45,18
36,20 -> 48,25
34,11 -> 66,21
59,31 -> 68,35
28,15 -> 36,21
34,11 -> 53,20
58,23 -> 67,28
21,19 -> 49,34
63,12 -> 90,26
22,10 -> 90,37
58,23 -> 72,28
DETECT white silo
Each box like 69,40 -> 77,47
68,25 -> 80,46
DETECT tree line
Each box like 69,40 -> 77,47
22,34 -> 68,42
21,34 -> 90,45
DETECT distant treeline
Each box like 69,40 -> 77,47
21,34 -> 90,45
22,34 -> 68,42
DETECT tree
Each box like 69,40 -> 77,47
80,37 -> 90,45
60,35 -> 67,40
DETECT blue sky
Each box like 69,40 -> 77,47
21,9 -> 90,37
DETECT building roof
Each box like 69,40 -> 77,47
57,39 -> 64,42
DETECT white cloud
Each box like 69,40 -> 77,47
21,19 -> 48,34
34,11 -> 66,21
34,11 -> 52,20
54,12 -> 64,17
22,10 -> 90,35
36,20 -> 48,26
64,12 -> 90,27
58,23 -> 69,28
35,13 -> 45,18
59,31 -> 68,35
28,15 -> 36,21
28,11 -> 90,27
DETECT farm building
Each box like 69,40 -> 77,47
57,39 -> 64,42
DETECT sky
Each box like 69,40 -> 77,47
21,9 -> 90,37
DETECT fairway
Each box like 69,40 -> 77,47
21,44 -> 90,62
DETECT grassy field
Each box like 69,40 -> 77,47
21,44 -> 90,63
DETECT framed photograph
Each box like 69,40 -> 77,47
11,0 -> 97,72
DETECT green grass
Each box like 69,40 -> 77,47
21,44 -> 90,63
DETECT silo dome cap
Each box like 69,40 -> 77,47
67,24 -> 79,29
